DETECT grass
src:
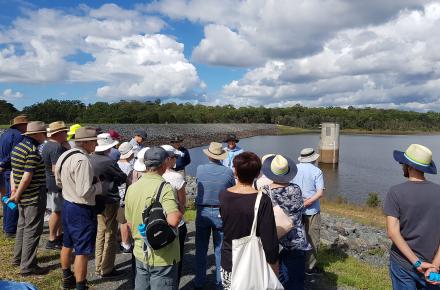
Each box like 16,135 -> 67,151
276,125 -> 319,135
0,124 -> 10,129
184,209 -> 196,221
317,246 -> 391,290
0,229 -> 62,290
321,198 -> 386,229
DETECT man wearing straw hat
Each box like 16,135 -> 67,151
9,121 -> 48,276
293,148 -> 325,274
55,127 -> 103,290
90,133 -> 127,278
385,144 -> 440,289
193,142 -> 235,290
0,115 -> 28,238
41,121 -> 70,250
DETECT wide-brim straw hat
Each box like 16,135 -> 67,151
72,127 -> 98,142
95,133 -> 119,152
298,148 -> 320,163
10,115 -> 28,128
23,121 -> 47,135
262,154 -> 298,183
203,142 -> 227,160
47,121 -> 68,137
118,142 -> 134,160
134,147 -> 150,172
393,144 -> 437,174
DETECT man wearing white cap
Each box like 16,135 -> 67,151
385,144 -> 440,289
90,133 -> 127,278
293,148 -> 325,274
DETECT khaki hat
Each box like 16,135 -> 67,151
118,142 -> 134,160
47,121 -> 68,137
72,127 -> 98,142
23,121 -> 46,135
298,148 -> 320,163
10,115 -> 28,128
203,142 -> 227,160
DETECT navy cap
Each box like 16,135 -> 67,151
144,146 -> 168,167
134,129 -> 147,140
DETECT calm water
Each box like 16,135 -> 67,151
185,134 -> 440,204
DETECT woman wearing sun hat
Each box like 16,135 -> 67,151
262,154 -> 311,290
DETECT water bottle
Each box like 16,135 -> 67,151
2,196 -> 17,210
138,224 -> 149,245
429,272 -> 440,282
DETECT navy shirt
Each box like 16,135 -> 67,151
0,127 -> 24,171
196,160 -> 235,206
175,146 -> 191,171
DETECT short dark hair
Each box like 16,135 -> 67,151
233,152 -> 261,185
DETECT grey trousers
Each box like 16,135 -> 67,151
303,213 -> 321,271
12,188 -> 46,273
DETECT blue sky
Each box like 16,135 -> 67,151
1,0 -> 440,111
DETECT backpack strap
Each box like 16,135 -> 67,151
59,150 -> 84,176
155,181 -> 167,203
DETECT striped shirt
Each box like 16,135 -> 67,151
11,136 -> 46,206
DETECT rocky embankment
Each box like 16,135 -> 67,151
185,176 -> 390,268
0,124 -> 277,148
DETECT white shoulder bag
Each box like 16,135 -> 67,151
231,191 -> 284,290
268,186 -> 294,239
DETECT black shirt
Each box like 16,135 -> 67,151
41,140 -> 66,193
219,190 -> 279,272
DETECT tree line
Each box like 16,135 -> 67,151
2,98 -> 440,131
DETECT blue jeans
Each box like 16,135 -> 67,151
194,206 -> 223,289
279,249 -> 306,290
134,258 -> 177,290
390,257 -> 440,290
2,171 -> 19,235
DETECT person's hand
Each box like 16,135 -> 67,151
9,191 -> 20,203
417,261 -> 436,274
303,198 -> 313,208
425,267 -> 440,285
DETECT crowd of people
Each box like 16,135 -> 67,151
0,115 -> 439,290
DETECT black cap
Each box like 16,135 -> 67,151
224,133 -> 239,143
134,129 -> 147,140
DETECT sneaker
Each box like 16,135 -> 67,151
305,266 -> 324,275
46,239 -> 62,250
21,266 -> 49,276
119,243 -> 133,254
99,268 -> 126,279
62,273 -> 76,289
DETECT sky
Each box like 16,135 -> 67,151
0,0 -> 440,111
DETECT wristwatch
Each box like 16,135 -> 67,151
413,259 -> 422,268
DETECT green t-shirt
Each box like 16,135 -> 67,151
125,172 -> 180,266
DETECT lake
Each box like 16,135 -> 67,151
185,134 -> 440,204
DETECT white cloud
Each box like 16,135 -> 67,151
220,2 -> 440,110
1,89 -> 24,100
147,0 -> 425,65
0,4 -> 203,99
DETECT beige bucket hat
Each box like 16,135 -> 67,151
203,142 -> 227,160
298,148 -> 320,163
23,121 -> 47,135
10,115 -> 29,128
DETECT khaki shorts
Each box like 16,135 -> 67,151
116,207 -> 127,224
47,191 -> 64,212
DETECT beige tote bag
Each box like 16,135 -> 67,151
268,186 -> 294,238
231,191 -> 284,290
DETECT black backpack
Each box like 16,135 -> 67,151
142,181 -> 177,250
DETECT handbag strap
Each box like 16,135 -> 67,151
250,191 -> 262,237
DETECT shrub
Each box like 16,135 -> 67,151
366,192 -> 381,208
